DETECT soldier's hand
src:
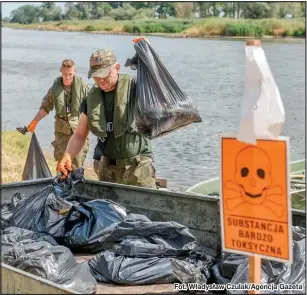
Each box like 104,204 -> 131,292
57,152 -> 72,178
27,120 -> 38,133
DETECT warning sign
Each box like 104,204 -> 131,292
220,136 -> 292,263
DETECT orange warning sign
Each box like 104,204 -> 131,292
220,136 -> 292,263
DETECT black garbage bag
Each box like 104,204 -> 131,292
125,39 -> 202,139
9,169 -> 85,239
11,192 -> 28,207
220,253 -> 247,280
64,199 -> 196,255
0,204 -> 12,230
52,168 -> 85,198
0,193 -> 28,230
1,227 -> 58,258
89,249 -> 177,285
106,215 -> 196,258
74,200 -> 198,286
103,212 -> 196,258
211,252 -> 247,285
1,227 -> 96,294
1,203 -> 14,230
170,250 -> 215,285
89,249 -> 215,286
219,226 -> 306,294
64,199 -> 127,252
10,185 -> 72,240
109,233 -> 193,258
22,132 -> 52,180
211,263 -> 230,285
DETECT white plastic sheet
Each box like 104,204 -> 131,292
237,43 -> 285,145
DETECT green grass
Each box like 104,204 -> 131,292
84,24 -> 113,31
224,23 -> 264,37
2,131 -> 35,183
185,17 -> 305,37
123,19 -> 196,34
1,131 -> 97,183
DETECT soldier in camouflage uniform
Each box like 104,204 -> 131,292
27,59 -> 90,168
57,49 -> 157,189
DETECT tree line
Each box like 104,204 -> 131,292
3,2 -> 305,24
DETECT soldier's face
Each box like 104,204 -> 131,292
61,66 -> 76,86
94,63 -> 120,92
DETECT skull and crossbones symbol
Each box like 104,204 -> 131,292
224,146 -> 284,217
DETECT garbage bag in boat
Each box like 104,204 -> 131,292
1,227 -> 96,294
10,185 -> 73,240
89,249 -> 176,285
64,199 -> 196,255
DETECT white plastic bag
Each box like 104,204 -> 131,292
237,42 -> 285,145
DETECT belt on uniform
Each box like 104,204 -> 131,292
102,155 -> 151,166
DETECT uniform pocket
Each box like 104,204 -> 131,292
54,119 -> 72,135
129,159 -> 156,188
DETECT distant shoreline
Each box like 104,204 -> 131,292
3,19 -> 305,41
3,26 -> 305,42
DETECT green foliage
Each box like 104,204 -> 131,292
132,8 -> 154,20
175,3 -> 194,18
240,2 -> 272,19
41,2 -> 56,9
224,23 -> 264,37
104,26 -> 113,31
64,2 -> 80,20
83,24 -> 113,32
10,5 -> 41,24
41,6 -> 62,22
7,2 -> 307,25
278,2 -> 305,18
99,16 -> 116,22
283,29 -> 293,37
4,1 -> 305,39
129,2 -> 156,10
84,25 -> 95,31
75,2 -> 90,20
123,20 -> 194,33
293,28 -> 305,37
90,2 -> 113,19
123,24 -> 139,33
2,17 -> 10,23
156,2 -> 176,18
109,3 -> 136,20
283,27 -> 306,37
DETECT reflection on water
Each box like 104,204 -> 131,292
2,28 -> 305,191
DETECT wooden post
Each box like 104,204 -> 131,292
246,41 -> 262,293
248,256 -> 261,294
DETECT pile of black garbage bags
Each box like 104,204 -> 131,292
1,169 -> 305,294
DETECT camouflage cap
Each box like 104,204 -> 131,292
88,49 -> 117,79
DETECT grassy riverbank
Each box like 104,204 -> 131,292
1,131 -> 97,183
3,17 -> 305,38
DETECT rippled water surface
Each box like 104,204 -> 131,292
2,28 -> 305,191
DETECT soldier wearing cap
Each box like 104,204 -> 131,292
57,49 -> 157,188
26,59 -> 90,168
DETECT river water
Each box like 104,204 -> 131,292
2,28 -> 305,191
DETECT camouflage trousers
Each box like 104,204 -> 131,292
53,131 -> 89,168
97,155 -> 157,189
93,159 -> 100,177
